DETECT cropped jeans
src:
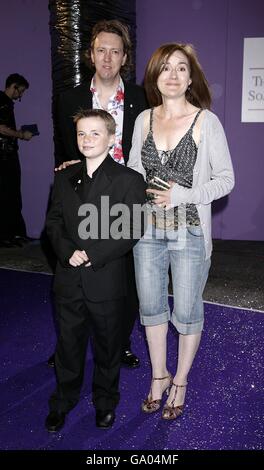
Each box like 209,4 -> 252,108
133,224 -> 211,335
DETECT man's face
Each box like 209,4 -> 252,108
12,84 -> 26,101
91,32 -> 127,82
77,117 -> 115,161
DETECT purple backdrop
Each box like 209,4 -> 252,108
0,0 -> 53,238
0,1 -> 263,240
136,0 -> 264,240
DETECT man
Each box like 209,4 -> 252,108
0,74 -> 33,247
45,109 -> 146,431
48,19 -> 148,369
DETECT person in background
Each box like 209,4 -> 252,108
45,109 -> 146,431
128,43 -> 234,420
47,19 -> 148,370
0,74 -> 33,248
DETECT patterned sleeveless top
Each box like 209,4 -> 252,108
141,108 -> 201,230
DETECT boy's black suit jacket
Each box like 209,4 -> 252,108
46,156 -> 147,302
55,81 -> 148,165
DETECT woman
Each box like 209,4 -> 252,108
128,43 -> 234,420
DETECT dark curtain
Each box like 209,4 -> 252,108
49,0 -> 136,162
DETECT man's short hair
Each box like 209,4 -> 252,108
5,74 -> 29,89
73,108 -> 116,135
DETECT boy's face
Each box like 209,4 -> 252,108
77,117 -> 115,160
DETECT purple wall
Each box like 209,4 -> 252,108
136,0 -> 264,240
0,0 -> 53,238
1,1 -> 263,241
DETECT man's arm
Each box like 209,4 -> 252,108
0,124 -> 32,140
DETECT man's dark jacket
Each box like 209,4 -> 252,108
55,81 -> 148,165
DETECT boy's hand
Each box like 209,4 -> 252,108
55,159 -> 81,171
69,250 -> 89,267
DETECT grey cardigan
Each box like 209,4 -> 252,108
127,109 -> 235,259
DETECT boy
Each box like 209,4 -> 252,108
45,109 -> 146,431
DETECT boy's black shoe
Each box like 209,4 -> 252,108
121,349 -> 140,368
96,410 -> 115,429
45,411 -> 66,432
47,353 -> 55,367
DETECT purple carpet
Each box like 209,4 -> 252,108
0,269 -> 263,450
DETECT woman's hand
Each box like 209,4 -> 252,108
146,181 -> 175,210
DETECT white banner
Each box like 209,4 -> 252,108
241,38 -> 264,122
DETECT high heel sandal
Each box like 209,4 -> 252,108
162,382 -> 187,420
142,373 -> 173,414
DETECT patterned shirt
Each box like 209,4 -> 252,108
90,76 -> 125,165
